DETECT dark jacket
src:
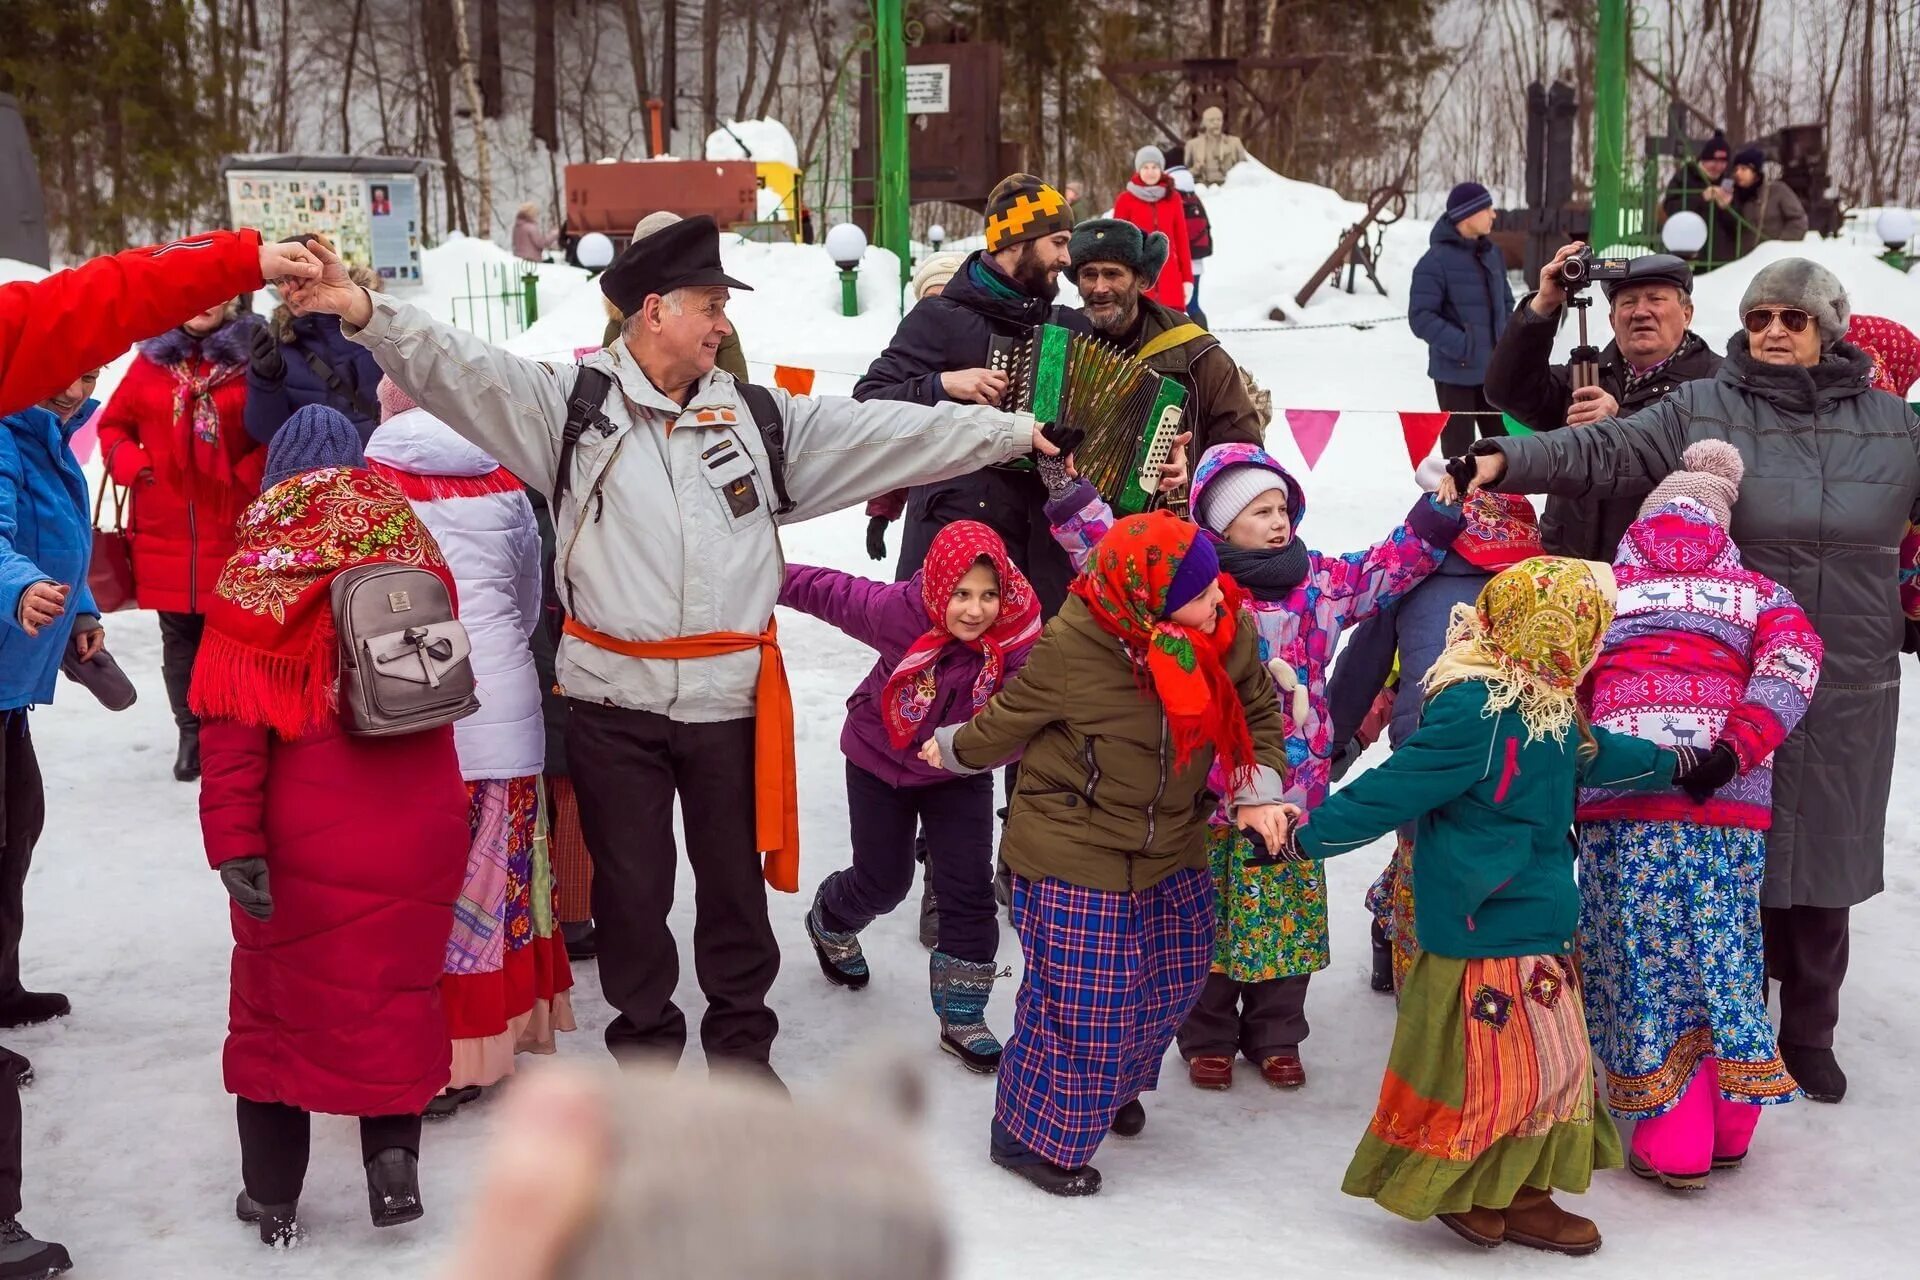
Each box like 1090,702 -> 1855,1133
1299,679 -> 1674,958
1484,296 -> 1723,559
1131,297 -> 1264,474
245,311 -> 386,444
1489,336 -> 1920,909
1731,178 -> 1810,257
1660,163 -> 1741,261
937,595 -> 1289,894
1408,220 -> 1514,386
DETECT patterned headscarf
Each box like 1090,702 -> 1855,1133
1071,509 -> 1257,784
880,520 -> 1041,749
189,467 -> 451,739
1847,314 -> 1920,397
1452,491 -> 1543,572
1423,556 -> 1617,744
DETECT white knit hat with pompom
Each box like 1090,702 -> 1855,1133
1639,439 -> 1745,527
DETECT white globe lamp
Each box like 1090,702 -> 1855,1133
825,223 -> 869,315
1661,211 -> 1709,258
575,232 -> 615,271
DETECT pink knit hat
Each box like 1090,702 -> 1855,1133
1640,439 -> 1744,527
376,374 -> 418,423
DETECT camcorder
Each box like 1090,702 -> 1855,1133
1554,249 -> 1636,291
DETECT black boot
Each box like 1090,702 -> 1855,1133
990,1121 -> 1100,1197
805,879 -> 870,990
365,1148 -> 424,1227
1782,1043 -> 1847,1103
1370,919 -> 1395,994
0,1218 -> 72,1276
1110,1099 -> 1146,1138
235,1191 -> 302,1248
173,724 -> 201,782
561,920 -> 598,960
0,992 -> 68,1030
0,1046 -> 31,1088
424,1084 -> 483,1120
918,881 -> 939,951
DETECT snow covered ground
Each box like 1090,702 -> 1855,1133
13,166 -> 1920,1276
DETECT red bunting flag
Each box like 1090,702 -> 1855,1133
1398,412 -> 1450,470
1284,408 -> 1340,470
773,364 -> 816,396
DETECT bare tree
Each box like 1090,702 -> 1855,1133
533,0 -> 559,149
450,0 -> 493,236
620,0 -> 653,152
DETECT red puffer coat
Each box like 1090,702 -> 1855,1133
94,315 -> 267,613
1112,175 -> 1195,309
199,718 -> 468,1117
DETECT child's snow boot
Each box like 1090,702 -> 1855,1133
990,1120 -> 1101,1197
931,951 -> 1002,1073
918,884 -> 939,951
1500,1187 -> 1601,1256
1187,1055 -> 1233,1089
365,1148 -> 424,1228
805,879 -> 870,990
1711,1092 -> 1763,1170
1436,1206 -> 1505,1248
235,1191 -> 302,1248
1370,919 -> 1395,993
1628,1060 -> 1714,1190
1110,1099 -> 1146,1138
1259,1053 -> 1306,1089
0,1218 -> 71,1276
0,993 -> 67,1030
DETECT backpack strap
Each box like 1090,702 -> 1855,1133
553,366 -> 614,509
736,381 -> 795,517
298,349 -> 380,423
1137,322 -> 1210,363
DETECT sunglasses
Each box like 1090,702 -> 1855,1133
1742,307 -> 1813,334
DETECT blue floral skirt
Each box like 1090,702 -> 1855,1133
1577,819 -> 1798,1120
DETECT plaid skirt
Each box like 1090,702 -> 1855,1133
995,867 -> 1213,1169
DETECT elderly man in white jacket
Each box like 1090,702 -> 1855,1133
282,217 -> 1082,1082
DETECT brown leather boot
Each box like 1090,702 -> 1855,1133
1436,1206 -> 1505,1248
1187,1055 -> 1234,1090
1501,1186 -> 1601,1256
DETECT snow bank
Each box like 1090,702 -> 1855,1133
1691,236 -> 1920,339
705,118 -> 800,168
0,256 -> 47,286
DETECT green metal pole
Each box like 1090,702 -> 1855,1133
522,271 -> 539,327
839,268 -> 861,317
1592,0 -> 1628,250
873,0 -> 910,295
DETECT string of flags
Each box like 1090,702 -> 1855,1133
1282,410 -> 1535,471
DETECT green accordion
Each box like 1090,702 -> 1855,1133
988,323 -> 1188,515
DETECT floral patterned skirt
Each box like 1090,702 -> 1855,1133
1363,827 -> 1420,994
1206,824 -> 1328,982
1578,819 -> 1798,1120
1342,951 -> 1620,1220
442,776 -> 576,1087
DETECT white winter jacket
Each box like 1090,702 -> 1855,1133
364,406 -> 545,780
346,295 -> 1033,723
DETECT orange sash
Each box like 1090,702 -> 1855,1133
561,616 -> 798,893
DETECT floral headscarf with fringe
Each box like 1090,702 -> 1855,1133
1422,555 -> 1617,744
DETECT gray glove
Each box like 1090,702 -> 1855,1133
219,857 -> 273,921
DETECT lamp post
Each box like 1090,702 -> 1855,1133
927,224 -> 946,256
1661,211 -> 1709,262
827,223 -> 868,317
1876,209 -> 1916,272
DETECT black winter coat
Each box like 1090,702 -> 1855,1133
1484,296 -> 1722,560
1408,220 -> 1514,386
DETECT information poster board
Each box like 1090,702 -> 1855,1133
226,170 -> 424,285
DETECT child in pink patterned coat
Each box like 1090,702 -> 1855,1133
1040,440 -> 1462,1089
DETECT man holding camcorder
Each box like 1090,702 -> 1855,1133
1483,241 -> 1722,560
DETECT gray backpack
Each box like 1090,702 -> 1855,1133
331,563 -> 479,736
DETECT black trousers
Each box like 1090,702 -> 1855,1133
1177,971 -> 1311,1062
1434,382 -> 1507,458
236,1097 -> 421,1206
156,610 -> 207,731
566,701 -> 779,1064
0,713 -> 42,1218
1763,904 -> 1851,1050
822,762 -> 997,962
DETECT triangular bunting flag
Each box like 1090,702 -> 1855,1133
1285,409 -> 1340,469
1501,412 -> 1534,437
1398,412 -> 1450,470
773,364 -> 816,396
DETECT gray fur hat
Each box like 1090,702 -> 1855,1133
1069,217 -> 1169,282
1738,258 -> 1851,345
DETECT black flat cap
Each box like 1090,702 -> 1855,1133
1602,252 -> 1695,301
600,214 -> 752,315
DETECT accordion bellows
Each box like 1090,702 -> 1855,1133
990,324 -> 1188,515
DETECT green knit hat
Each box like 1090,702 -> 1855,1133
1068,218 -> 1169,282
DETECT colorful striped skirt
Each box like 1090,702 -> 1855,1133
442,776 -> 577,1087
1342,951 -> 1621,1220
995,867 -> 1213,1169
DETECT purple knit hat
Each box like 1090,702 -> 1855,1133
1161,532 -> 1220,617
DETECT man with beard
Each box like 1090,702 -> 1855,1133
1483,242 -> 1721,559
1069,218 -> 1263,477
854,174 -> 1092,612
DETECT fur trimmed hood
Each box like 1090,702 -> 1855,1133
139,310 -> 262,369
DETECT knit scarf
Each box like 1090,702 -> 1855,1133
1620,339 -> 1690,401
880,520 -> 1042,749
146,322 -> 251,502
1071,510 -> 1257,785
1214,536 -> 1311,603
1127,175 -> 1171,203
188,467 -> 450,739
1423,555 -> 1615,745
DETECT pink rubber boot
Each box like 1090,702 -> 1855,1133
1630,1057 -> 1715,1190
1711,1088 -> 1762,1170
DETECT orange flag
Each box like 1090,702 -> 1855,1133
772,364 -> 816,396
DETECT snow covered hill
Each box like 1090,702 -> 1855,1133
13,162 -> 1919,1277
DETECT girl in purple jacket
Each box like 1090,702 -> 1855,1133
780,519 -> 1041,1071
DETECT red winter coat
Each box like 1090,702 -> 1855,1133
200,718 -> 469,1117
1,230 -> 264,418
1112,177 -> 1194,309
94,317 -> 267,613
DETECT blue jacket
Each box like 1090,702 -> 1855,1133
1,400 -> 98,710
244,312 -> 385,444
1408,220 -> 1514,386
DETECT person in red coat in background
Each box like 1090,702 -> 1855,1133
93,299 -> 268,783
1112,146 -> 1194,311
193,404 -> 468,1248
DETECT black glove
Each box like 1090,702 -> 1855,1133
219,857 -> 274,921
1445,453 -> 1477,494
248,324 -> 285,381
1672,741 -> 1740,803
1328,740 -> 1357,784
865,515 -> 890,562
1040,422 -> 1086,457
